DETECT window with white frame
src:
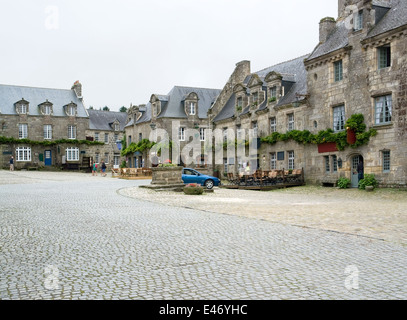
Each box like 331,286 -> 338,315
383,150 -> 390,173
17,104 -> 28,114
68,125 -> 77,139
270,152 -> 277,170
43,105 -> 52,115
270,117 -> 277,133
44,125 -> 52,140
94,132 -> 99,142
287,113 -> 294,131
104,153 -> 109,163
104,133 -> 109,144
66,147 -> 79,161
189,102 -> 196,115
333,105 -> 345,132
95,152 -> 100,164
18,124 -> 28,139
199,128 -> 205,141
114,123 -> 120,131
114,154 -> 120,166
270,87 -> 277,99
375,95 -> 392,124
178,127 -> 185,141
114,133 -> 119,142
16,147 -> 31,162
325,156 -> 330,173
223,128 -> 228,143
288,151 -> 295,170
67,105 -> 76,116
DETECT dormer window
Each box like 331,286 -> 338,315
114,123 -> 120,131
184,92 -> 198,116
15,99 -> 29,115
39,101 -> 53,115
65,102 -> 77,116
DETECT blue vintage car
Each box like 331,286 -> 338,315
181,168 -> 221,189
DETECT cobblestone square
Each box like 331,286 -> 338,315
0,170 -> 406,300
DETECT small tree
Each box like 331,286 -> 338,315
119,106 -> 127,113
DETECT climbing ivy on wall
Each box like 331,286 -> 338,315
260,114 -> 377,151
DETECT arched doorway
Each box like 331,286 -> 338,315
351,155 -> 364,188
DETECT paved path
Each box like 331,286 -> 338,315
0,171 -> 406,300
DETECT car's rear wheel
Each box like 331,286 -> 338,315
204,179 -> 214,189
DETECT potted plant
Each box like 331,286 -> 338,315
358,174 -> 378,191
337,177 -> 351,189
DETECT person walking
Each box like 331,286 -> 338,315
92,162 -> 98,176
9,156 -> 14,171
101,160 -> 107,177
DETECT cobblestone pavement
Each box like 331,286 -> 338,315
0,170 -> 406,300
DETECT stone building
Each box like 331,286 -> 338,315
124,86 -> 221,170
86,109 -> 127,169
0,81 -> 91,169
209,0 -> 407,187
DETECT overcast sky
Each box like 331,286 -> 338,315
0,0 -> 338,111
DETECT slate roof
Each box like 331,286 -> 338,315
213,54 -> 309,122
156,86 -> 221,119
88,109 -> 128,131
0,84 -> 88,117
367,0 -> 407,39
307,0 -> 407,61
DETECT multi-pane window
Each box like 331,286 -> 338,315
287,114 -> 294,131
236,125 -> 243,140
68,125 -> 76,139
270,152 -> 277,170
252,92 -> 258,104
114,133 -> 119,142
354,11 -> 363,31
18,124 -> 28,139
16,147 -> 31,161
375,95 -> 392,124
378,45 -> 391,69
104,133 -> 109,144
333,105 -> 345,132
139,133 -> 143,142
44,125 -> 52,140
67,105 -> 76,116
270,87 -> 277,99
18,104 -> 28,114
270,117 -> 277,133
383,151 -> 390,173
334,60 -> 343,82
66,147 -> 79,161
128,136 -> 132,145
178,127 -> 185,141
288,151 -> 295,170
20,147 -> 31,161
189,102 -> 196,115
223,158 -> 228,173
199,128 -> 205,141
114,123 -> 120,131
94,132 -> 99,141
332,155 -> 338,173
252,122 -> 258,137
95,153 -> 100,164
114,154 -> 120,166
43,105 -> 51,115
237,97 -> 243,108
104,153 -> 109,164
325,156 -> 330,173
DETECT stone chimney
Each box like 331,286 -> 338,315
319,17 -> 337,43
71,81 -> 82,99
